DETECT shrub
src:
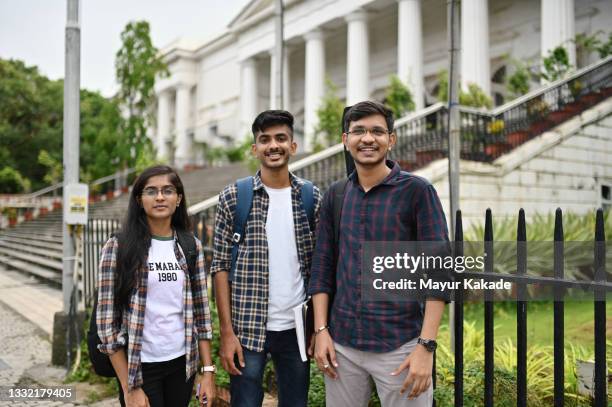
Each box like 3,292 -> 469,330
506,60 -> 531,99
436,70 -> 493,109
541,46 -> 572,82
434,322 -> 597,406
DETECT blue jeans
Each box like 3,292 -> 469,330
230,329 -> 309,407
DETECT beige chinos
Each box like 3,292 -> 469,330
324,338 -> 433,407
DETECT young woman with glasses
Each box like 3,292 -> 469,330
96,165 -> 215,407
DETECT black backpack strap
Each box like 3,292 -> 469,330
330,179 -> 349,259
326,178 -> 349,306
176,230 -> 197,280
230,176 -> 254,282
300,180 -> 315,233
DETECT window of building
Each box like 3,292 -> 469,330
491,65 -> 507,107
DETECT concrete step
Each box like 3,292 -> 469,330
0,240 -> 62,260
14,221 -> 62,229
10,227 -> 62,236
0,231 -> 63,243
0,254 -> 61,286
0,236 -> 63,252
0,247 -> 62,272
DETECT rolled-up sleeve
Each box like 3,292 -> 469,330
193,238 -> 213,340
210,186 -> 233,276
96,237 -> 127,354
308,187 -> 336,295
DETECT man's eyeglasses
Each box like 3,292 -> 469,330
141,187 -> 177,198
346,127 -> 391,137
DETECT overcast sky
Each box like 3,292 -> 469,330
0,0 -> 250,96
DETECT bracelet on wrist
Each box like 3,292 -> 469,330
315,325 -> 329,335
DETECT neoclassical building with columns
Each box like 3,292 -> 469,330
154,0 -> 612,168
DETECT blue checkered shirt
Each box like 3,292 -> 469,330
210,171 -> 322,352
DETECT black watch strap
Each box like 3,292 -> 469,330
417,337 -> 437,352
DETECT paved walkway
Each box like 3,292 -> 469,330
0,266 -> 116,406
0,266 -> 278,406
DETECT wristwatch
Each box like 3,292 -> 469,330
198,365 -> 216,374
417,337 -> 437,352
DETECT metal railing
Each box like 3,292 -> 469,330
452,208 -> 610,406
83,218 -> 121,308
0,168 -> 136,207
459,55 -> 612,160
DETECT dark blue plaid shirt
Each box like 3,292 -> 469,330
308,161 -> 449,352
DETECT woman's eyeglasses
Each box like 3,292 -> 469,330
141,187 -> 177,197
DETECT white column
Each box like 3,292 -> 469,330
397,0 -> 424,111
461,0 -> 490,96
283,48 -> 291,112
541,0 -> 575,67
240,58 -> 258,137
269,51 -> 278,109
304,30 -> 326,152
346,10 -> 370,105
174,84 -> 192,169
156,90 -> 171,160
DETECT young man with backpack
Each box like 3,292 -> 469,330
210,110 -> 322,407
309,101 -> 449,406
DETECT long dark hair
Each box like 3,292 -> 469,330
115,165 -> 191,308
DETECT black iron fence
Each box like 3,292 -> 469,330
83,218 -> 121,308
452,208 -> 610,406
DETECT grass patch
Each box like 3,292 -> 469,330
443,301 -> 612,352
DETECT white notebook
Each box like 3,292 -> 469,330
292,300 -> 309,362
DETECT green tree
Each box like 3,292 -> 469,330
115,21 -> 168,168
0,58 -> 134,191
0,167 -> 31,193
314,78 -> 344,149
79,90 -> 128,182
541,46 -> 572,82
384,74 -> 415,118
38,150 -> 63,186
436,70 -> 493,108
0,59 -> 63,190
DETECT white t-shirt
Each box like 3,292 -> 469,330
141,237 -> 185,362
264,186 -> 306,331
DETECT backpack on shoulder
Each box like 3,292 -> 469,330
87,230 -> 198,377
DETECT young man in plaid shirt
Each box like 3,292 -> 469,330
210,110 -> 322,407
309,101 -> 449,406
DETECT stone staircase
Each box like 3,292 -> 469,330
0,162 -> 253,286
